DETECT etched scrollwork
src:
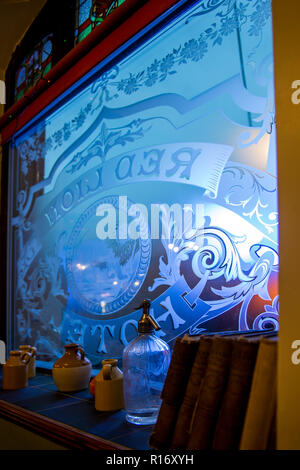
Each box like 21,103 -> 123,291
219,165 -> 278,236
150,216 -> 278,332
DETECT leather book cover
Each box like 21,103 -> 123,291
186,335 -> 235,450
212,335 -> 260,449
239,336 -> 277,450
171,335 -> 213,449
149,336 -> 199,449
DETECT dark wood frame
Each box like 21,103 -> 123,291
0,400 -> 130,450
0,141 -> 9,347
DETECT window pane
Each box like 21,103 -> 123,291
15,35 -> 53,102
75,0 -> 128,43
8,0 -> 278,369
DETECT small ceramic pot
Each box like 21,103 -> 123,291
52,344 -> 92,392
2,350 -> 31,390
95,359 -> 124,411
19,345 -> 37,378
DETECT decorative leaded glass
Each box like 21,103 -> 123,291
75,0 -> 127,43
15,35 -> 53,102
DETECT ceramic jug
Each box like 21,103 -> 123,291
19,345 -> 37,378
2,350 -> 32,390
95,359 -> 124,411
52,343 -> 92,392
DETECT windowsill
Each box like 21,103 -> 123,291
0,368 -> 153,450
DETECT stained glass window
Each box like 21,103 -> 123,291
75,0 -> 127,43
15,35 -> 53,102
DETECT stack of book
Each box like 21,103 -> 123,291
149,329 -> 277,450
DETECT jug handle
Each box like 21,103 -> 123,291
77,346 -> 85,360
21,351 -> 32,364
103,364 -> 112,380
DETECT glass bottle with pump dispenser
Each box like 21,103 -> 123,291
122,299 -> 171,425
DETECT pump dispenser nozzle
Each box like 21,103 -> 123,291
135,299 -> 160,334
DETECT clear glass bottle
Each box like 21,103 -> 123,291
123,299 -> 171,425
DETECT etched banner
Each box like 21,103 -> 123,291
41,142 -> 234,230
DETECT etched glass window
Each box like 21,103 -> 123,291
7,0 -> 278,369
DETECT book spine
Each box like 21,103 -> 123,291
266,401 -> 277,450
149,337 -> 199,449
186,336 -> 234,450
239,339 -> 277,450
212,338 -> 259,449
171,336 -> 213,449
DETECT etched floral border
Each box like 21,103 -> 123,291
42,0 -> 271,154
